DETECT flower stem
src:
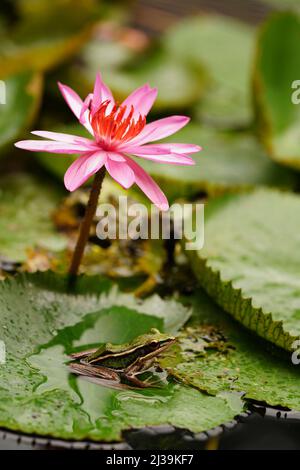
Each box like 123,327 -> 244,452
68,167 -> 106,287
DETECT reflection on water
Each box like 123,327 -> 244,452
27,310 -> 174,436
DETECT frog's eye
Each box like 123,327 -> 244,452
150,328 -> 161,334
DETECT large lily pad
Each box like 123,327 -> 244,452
165,15 -> 255,128
186,189 -> 300,351
65,24 -> 205,112
254,12 -> 300,170
161,288 -> 300,411
0,0 -> 98,78
0,272 -> 243,441
137,125 -> 298,200
0,72 -> 43,153
0,174 -> 67,262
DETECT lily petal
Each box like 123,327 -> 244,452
139,143 -> 202,154
106,154 -> 135,189
92,72 -> 115,115
31,130 -> 95,147
121,116 -> 190,147
121,84 -> 157,119
131,152 -> 195,165
124,156 -> 169,211
15,140 -> 91,154
64,151 -> 107,191
58,82 -> 94,135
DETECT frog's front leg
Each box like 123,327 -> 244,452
122,372 -> 153,388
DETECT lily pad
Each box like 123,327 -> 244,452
164,15 -> 255,128
0,0 -> 98,78
137,125 -> 298,200
254,12 -> 300,169
186,188 -> 300,351
0,173 -> 67,262
0,71 -> 43,153
161,288 -> 300,411
65,25 -> 204,112
262,0 -> 300,12
0,272 -> 243,441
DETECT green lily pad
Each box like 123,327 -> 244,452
161,288 -> 300,411
137,125 -> 298,201
262,0 -> 300,12
186,188 -> 300,351
66,27 -> 204,112
254,12 -> 300,170
164,15 -> 255,128
0,272 -> 243,441
0,71 -> 43,153
0,0 -> 98,78
0,173 -> 67,262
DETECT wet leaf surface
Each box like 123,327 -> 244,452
161,288 -> 300,411
186,189 -> 300,351
0,272 -> 244,441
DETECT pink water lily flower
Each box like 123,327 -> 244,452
15,73 -> 201,211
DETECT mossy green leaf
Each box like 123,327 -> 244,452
254,12 -> 300,169
162,288 -> 300,411
186,188 -> 300,351
0,173 -> 67,262
0,72 -> 42,153
137,125 -> 298,201
0,272 -> 243,441
165,15 -> 255,128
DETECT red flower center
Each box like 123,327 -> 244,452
91,100 -> 146,149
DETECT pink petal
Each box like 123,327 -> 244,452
31,131 -> 95,147
140,143 -> 202,154
92,73 -> 115,114
58,82 -> 83,119
79,93 -> 93,126
131,152 -> 195,165
15,140 -> 91,154
58,82 -> 94,135
121,84 -> 157,119
122,145 -> 169,156
105,154 -> 135,189
121,116 -> 190,147
124,156 -> 169,211
64,151 -> 106,191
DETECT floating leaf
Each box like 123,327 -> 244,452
137,125 -> 298,200
0,173 -> 67,262
165,15 -> 255,128
65,24 -> 204,112
262,0 -> 300,12
254,12 -> 300,169
0,71 -> 42,153
0,272 -> 243,441
0,0 -> 98,78
161,288 -> 300,411
186,189 -> 300,351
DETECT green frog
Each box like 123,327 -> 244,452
69,328 -> 175,388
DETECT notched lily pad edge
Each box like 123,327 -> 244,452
186,253 -> 298,352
